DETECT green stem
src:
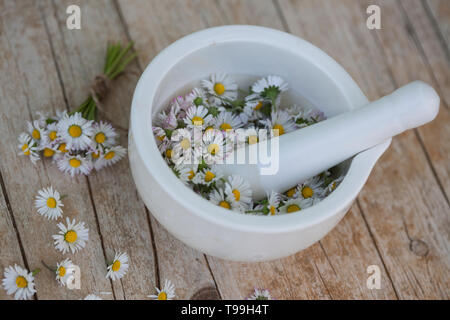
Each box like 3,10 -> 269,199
32,268 -> 41,276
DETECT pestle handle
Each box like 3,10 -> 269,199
222,81 -> 440,200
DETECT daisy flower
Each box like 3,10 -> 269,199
91,121 -> 117,148
155,107 -> 178,130
57,112 -> 94,150
84,294 -> 102,300
153,126 -> 171,153
278,198 -> 313,214
247,288 -> 273,300
173,164 -> 198,183
185,87 -> 207,107
287,104 -> 326,128
46,122 -> 59,145
209,188 -> 236,211
106,252 -> 129,281
224,175 -> 252,211
266,191 -> 281,215
183,105 -> 213,129
27,120 -> 47,146
55,258 -> 76,286
171,128 -> 199,166
56,154 -> 93,176
296,176 -> 325,200
324,175 -> 344,195
34,185 -> 64,220
53,218 -> 89,254
251,75 -> 288,105
2,264 -> 36,300
148,279 -> 176,300
17,132 -> 40,164
94,146 -> 127,170
215,111 -> 243,131
201,129 -> 231,165
192,166 -> 223,186
202,73 -> 238,105
261,110 -> 296,136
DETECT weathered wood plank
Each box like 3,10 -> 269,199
40,0 -> 157,299
426,0 -> 450,51
277,0 -> 449,299
0,0 -> 113,299
119,0 -> 397,299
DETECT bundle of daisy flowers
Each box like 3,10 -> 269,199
153,73 -> 344,215
17,42 -> 134,176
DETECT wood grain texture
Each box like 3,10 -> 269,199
0,0 -> 113,299
277,0 -> 449,299
39,0 -> 157,299
426,0 -> 450,51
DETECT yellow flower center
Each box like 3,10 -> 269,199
205,126 -> 214,133
286,204 -> 301,213
270,205 -> 276,215
157,291 -> 167,300
58,143 -> 68,153
220,123 -> 232,130
69,158 -> 81,168
204,171 -> 215,182
286,188 -> 296,198
192,116 -> 204,126
92,151 -> 100,159
64,230 -> 77,243
273,124 -> 284,136
254,101 -> 263,110
58,266 -> 66,277
46,197 -> 57,208
32,129 -> 41,140
302,186 -> 314,199
15,276 -> 28,288
95,132 -> 106,144
112,260 -> 121,272
188,170 -> 195,180
232,189 -> 240,202
43,148 -> 55,157
22,144 -> 30,155
331,182 -> 337,190
248,135 -> 258,145
166,149 -> 172,158
104,151 -> 115,160
180,138 -> 190,150
49,131 -> 57,141
207,143 -> 220,155
219,201 -> 231,209
214,83 -> 225,95
68,125 -> 82,138
157,135 -> 165,141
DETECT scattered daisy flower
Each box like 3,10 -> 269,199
295,176 -> 325,200
173,164 -> 198,183
278,198 -> 313,214
2,264 -> 37,300
201,129 -> 231,165
324,176 -> 344,195
55,258 -> 76,286
27,120 -> 47,146
262,110 -> 296,136
53,218 -> 89,254
267,191 -> 281,215
148,279 -> 176,300
209,188 -> 235,211
251,75 -> 288,105
106,252 -> 129,281
183,105 -> 213,129
94,146 -> 127,170
17,132 -> 40,164
224,175 -> 252,211
247,288 -> 273,300
155,107 -> 178,130
202,73 -> 238,105
192,166 -> 223,186
287,104 -> 326,128
171,128 -> 198,165
56,154 -> 93,176
34,185 -> 64,220
91,121 -> 117,148
45,122 -> 59,145
185,87 -> 207,107
215,111 -> 242,131
57,112 -> 94,150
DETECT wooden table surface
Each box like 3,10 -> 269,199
0,0 -> 448,300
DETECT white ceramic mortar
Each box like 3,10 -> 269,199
128,25 -> 391,261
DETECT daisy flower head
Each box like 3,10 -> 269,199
183,105 -> 213,129
215,111 -> 243,131
251,75 -> 288,104
84,294 -> 102,300
34,185 -> 64,220
91,121 -> 117,148
155,107 -> 178,130
53,218 -> 89,254
2,264 -> 36,300
55,258 -> 76,286
173,164 -> 198,184
153,126 -> 170,153
192,166 -> 223,187
94,146 -> 127,171
148,279 -> 176,300
296,176 -> 325,200
224,175 -> 252,211
202,73 -> 238,105
201,129 -> 232,165
106,252 -> 129,281
267,191 -> 281,215
45,122 -> 60,145
57,112 -> 94,150
56,153 -> 93,177
325,175 -> 344,195
17,132 -> 40,164
279,197 -> 313,214
262,110 -> 296,137
185,87 -> 207,107
209,188 -> 237,211
171,128 -> 199,166
27,120 -> 47,146
247,288 -> 273,300
287,104 -> 326,128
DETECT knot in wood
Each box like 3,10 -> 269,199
409,239 -> 429,257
